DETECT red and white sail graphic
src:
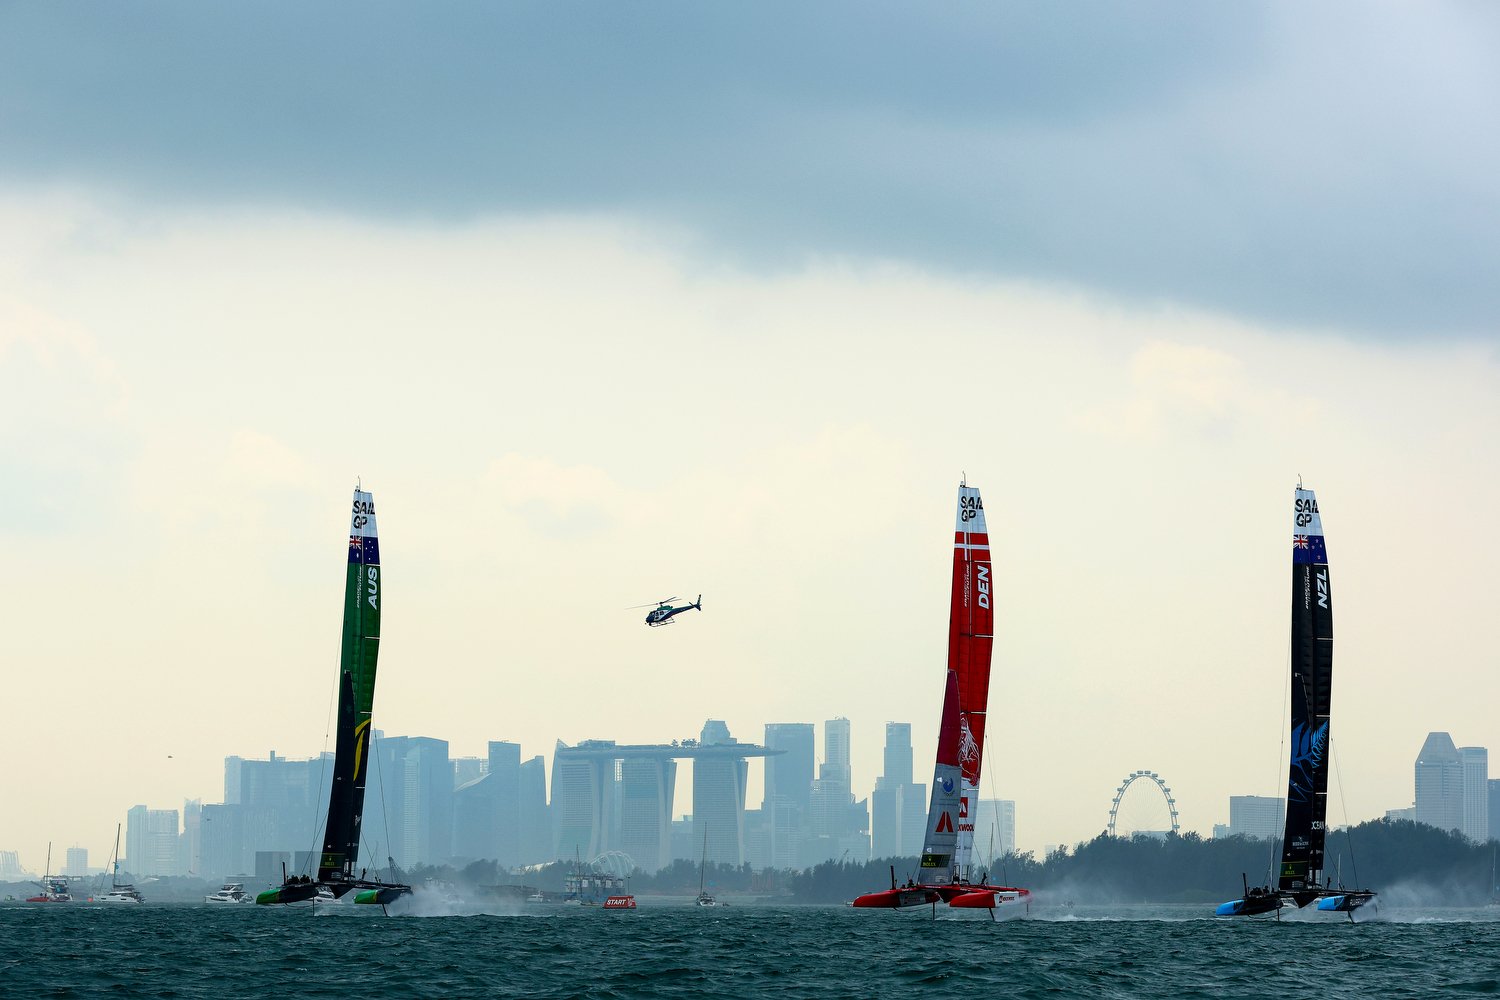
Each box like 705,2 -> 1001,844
949,483 -> 993,877
916,669 -> 964,885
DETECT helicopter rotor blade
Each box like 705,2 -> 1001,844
626,597 -> 677,609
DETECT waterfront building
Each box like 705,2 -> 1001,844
1214,795 -> 1284,840
694,720 -> 748,867
1461,746 -> 1489,844
64,846 -> 88,877
1415,732 -> 1465,836
762,723 -> 814,868
973,799 -> 1017,859
519,754 -> 549,865
125,805 -> 180,877
871,722 -> 915,859
401,737 -> 454,866
618,755 -> 678,873
553,733 -> 779,870
1489,780 -> 1500,844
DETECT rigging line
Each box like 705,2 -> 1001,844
305,661 -> 341,877
371,727 -> 397,882
1329,742 -> 1360,889
1268,639 -> 1292,887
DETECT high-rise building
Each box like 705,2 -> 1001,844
694,720 -> 749,867
972,799 -> 1017,859
225,750 -> 334,858
872,723 -> 915,859
1415,732 -> 1466,837
806,718 -> 868,863
554,735 -> 779,868
126,805 -> 180,877
180,798 -> 203,877
1217,795 -> 1285,840
64,846 -> 88,877
401,737 -> 453,866
1489,780 -> 1500,844
898,783 -> 928,857
519,755 -> 549,865
883,723 -> 913,787
1461,747 -> 1489,844
553,740 -> 614,861
618,755 -> 677,873
487,741 -> 522,866
824,717 -> 852,788
762,723 -> 814,868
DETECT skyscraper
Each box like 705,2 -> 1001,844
1461,746 -> 1489,844
125,805 -> 180,877
64,846 -> 88,877
763,723 -> 815,869
695,720 -> 748,867
972,799 -> 1017,860
401,737 -> 453,866
872,723 -> 915,859
1415,732 -> 1465,836
1220,795 -> 1285,840
519,755 -> 549,865
487,741 -> 522,865
618,755 -> 677,873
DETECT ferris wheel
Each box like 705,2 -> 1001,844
1107,769 -> 1181,838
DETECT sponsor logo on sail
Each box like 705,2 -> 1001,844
367,567 -> 379,609
1316,569 -> 1329,609
935,812 -> 954,834
976,564 -> 990,610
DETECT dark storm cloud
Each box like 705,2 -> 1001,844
2,1 -> 1495,335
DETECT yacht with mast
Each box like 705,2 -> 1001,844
854,482 -> 1029,914
98,825 -> 144,904
256,486 -> 411,911
24,844 -> 71,903
1216,484 -> 1377,919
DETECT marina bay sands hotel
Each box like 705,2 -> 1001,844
552,722 -> 781,872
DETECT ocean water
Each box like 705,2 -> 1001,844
4,901 -> 1500,999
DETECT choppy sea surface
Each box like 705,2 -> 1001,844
5,900 -> 1500,999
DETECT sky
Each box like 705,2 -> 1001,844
1,2 -> 1497,870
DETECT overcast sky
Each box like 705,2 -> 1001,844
2,2 -> 1497,870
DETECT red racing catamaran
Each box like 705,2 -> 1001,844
853,481 -> 1029,915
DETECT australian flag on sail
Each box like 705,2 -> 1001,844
349,535 -> 381,565
1291,533 -> 1328,566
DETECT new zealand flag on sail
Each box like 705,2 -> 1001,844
349,535 -> 381,565
1291,534 -> 1328,566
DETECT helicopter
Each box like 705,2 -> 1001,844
633,595 -> 703,627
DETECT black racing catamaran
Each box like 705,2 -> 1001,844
257,487 -> 411,909
1216,484 -> 1376,919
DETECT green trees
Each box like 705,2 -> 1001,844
787,820 -> 1497,905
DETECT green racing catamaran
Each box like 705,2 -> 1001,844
257,486 -> 411,909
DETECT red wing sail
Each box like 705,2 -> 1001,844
949,484 -> 993,877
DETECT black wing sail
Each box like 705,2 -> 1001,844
1277,486 -> 1332,905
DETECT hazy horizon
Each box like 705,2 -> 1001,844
2,2 -> 1497,870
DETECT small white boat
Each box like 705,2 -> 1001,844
98,825 -> 144,904
205,882 -> 253,904
99,886 -> 144,905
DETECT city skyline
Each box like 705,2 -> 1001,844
9,721 -> 1494,878
3,4 -> 1498,875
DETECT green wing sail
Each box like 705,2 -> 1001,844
317,488 -> 382,883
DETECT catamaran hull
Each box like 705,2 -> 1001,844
1316,892 -> 1376,913
1215,895 -> 1284,917
257,883 -> 320,905
945,887 -> 1030,909
851,887 -> 942,908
